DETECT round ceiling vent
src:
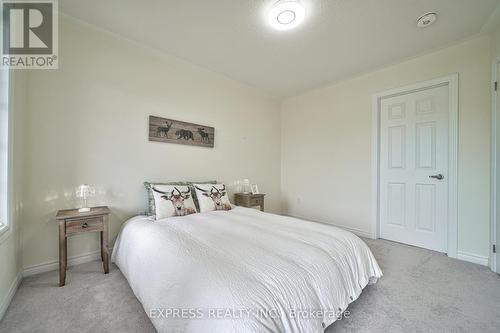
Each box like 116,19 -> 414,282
416,12 -> 437,28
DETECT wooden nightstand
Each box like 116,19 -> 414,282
55,206 -> 110,287
234,193 -> 265,211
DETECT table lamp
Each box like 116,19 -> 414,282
76,184 -> 95,212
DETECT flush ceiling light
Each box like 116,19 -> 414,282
269,0 -> 305,31
416,12 -> 437,28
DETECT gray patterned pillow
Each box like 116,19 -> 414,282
144,180 -> 217,216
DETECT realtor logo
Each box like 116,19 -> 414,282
1,0 -> 58,69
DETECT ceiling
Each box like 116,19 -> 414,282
59,0 -> 500,98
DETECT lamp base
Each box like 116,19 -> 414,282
78,207 -> 91,213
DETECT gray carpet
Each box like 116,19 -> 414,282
1,239 -> 499,333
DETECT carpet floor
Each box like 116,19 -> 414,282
1,238 -> 499,333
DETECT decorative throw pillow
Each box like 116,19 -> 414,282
144,181 -> 188,215
151,185 -> 197,219
193,183 -> 232,213
144,180 -> 217,215
187,180 -> 218,212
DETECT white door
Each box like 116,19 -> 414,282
379,84 -> 449,252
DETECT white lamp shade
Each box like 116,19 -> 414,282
76,184 -> 95,199
76,184 -> 95,213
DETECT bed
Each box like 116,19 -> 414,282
112,207 -> 382,332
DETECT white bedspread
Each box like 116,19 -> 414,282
112,207 -> 382,333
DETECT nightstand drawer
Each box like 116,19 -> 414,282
66,217 -> 103,235
249,197 -> 262,205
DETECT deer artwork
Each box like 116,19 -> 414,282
156,122 -> 172,138
195,185 -> 232,211
197,128 -> 210,143
153,187 -> 196,216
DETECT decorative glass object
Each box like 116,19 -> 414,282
234,180 -> 243,193
242,179 -> 251,194
76,184 -> 95,212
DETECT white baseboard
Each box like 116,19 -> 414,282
457,251 -> 489,266
282,213 -> 375,239
0,271 -> 22,321
23,250 -> 102,277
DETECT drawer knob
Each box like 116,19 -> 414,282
82,222 -> 89,228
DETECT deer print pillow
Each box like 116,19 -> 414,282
194,183 -> 232,213
151,185 -> 198,219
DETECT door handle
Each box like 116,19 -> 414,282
429,174 -> 444,180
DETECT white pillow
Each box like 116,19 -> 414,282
193,183 -> 232,213
151,185 -> 197,219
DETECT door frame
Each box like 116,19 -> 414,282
491,60 -> 500,272
371,74 -> 459,258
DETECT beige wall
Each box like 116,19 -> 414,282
20,16 -> 282,269
281,36 -> 492,258
491,23 -> 500,60
0,71 -> 26,317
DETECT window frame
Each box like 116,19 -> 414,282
0,69 -> 13,243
